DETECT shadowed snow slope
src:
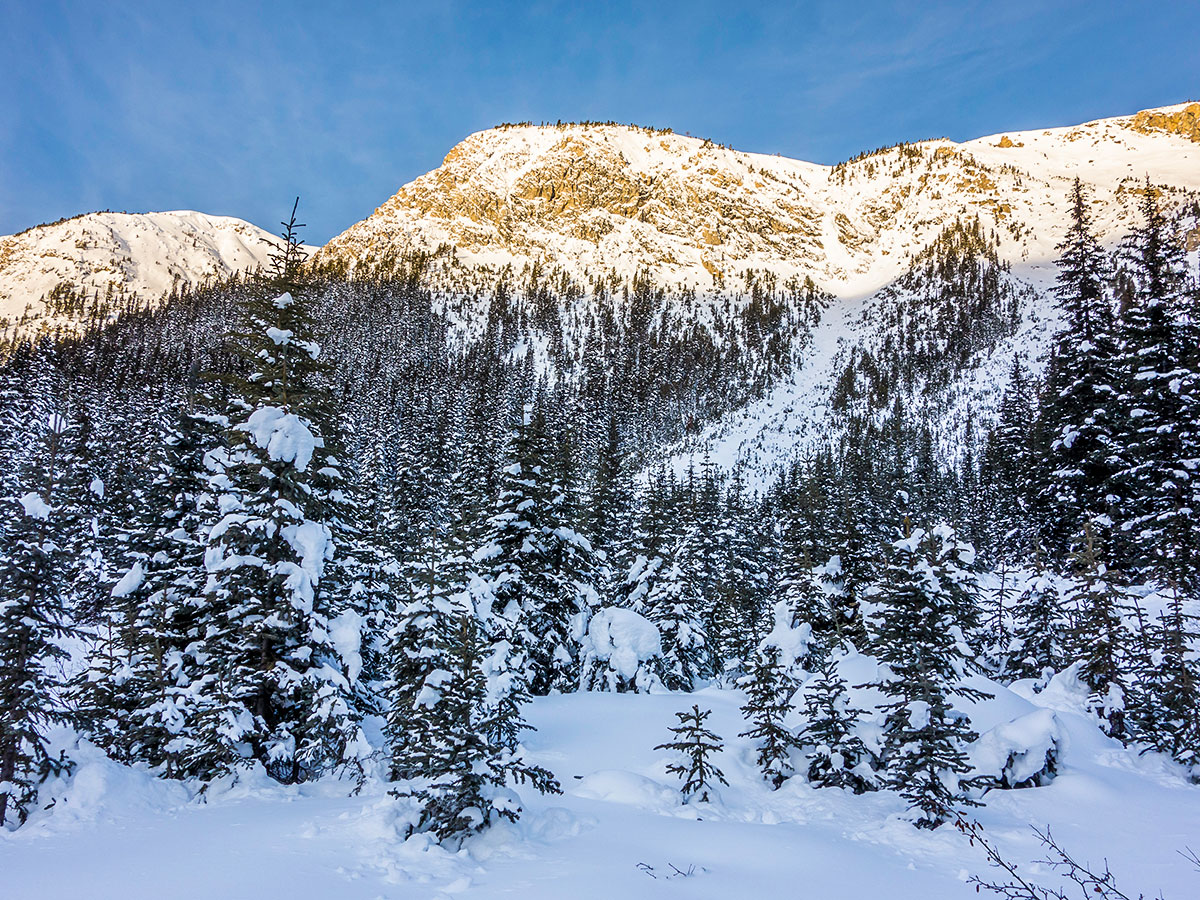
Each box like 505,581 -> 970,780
3,681 -> 1197,899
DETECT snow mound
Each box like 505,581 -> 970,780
579,608 -> 664,693
569,769 -> 678,812
971,708 -> 1063,789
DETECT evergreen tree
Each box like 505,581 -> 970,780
386,524 -> 464,780
1112,179 -> 1194,587
738,645 -> 801,788
676,455 -> 730,672
719,472 -> 772,669
1129,585 -> 1200,774
655,705 -> 728,803
397,607 -> 560,844
984,357 -> 1035,561
1032,178 -> 1118,559
192,203 -> 365,781
0,413 -> 74,827
480,401 -> 594,697
1064,523 -> 1130,741
627,547 -> 711,691
866,523 -> 991,829
798,652 -> 875,793
1005,564 -> 1068,683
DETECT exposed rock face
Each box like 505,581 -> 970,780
319,125 -> 829,286
316,103 -> 1200,293
1131,102 -> 1200,143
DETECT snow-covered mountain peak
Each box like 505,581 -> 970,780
0,210 -> 281,339
315,104 -> 1200,294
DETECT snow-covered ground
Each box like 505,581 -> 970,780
5,671 -> 1196,899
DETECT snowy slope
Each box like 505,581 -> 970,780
0,210 -> 281,336
3,676 -> 1197,899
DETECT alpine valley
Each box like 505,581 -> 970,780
0,102 -> 1198,900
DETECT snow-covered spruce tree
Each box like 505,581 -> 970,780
67,408 -> 179,764
798,652 -> 875,794
625,470 -> 712,690
479,401 -> 595,697
585,412 -> 636,587
866,523 -> 991,829
386,520 -> 466,780
1031,178 -> 1118,560
627,547 -> 712,691
342,413 -> 412,693
0,413 -> 74,827
677,454 -> 731,674
816,487 -> 871,648
1063,523 -> 1130,741
717,470 -> 772,672
655,704 -> 728,803
774,522 -> 835,651
397,606 -> 560,845
55,407 -> 112,622
1005,564 -> 1068,683
118,405 -> 225,776
982,357 -> 1036,563
1129,586 -> 1200,774
1111,179 -> 1194,588
192,203 -> 366,782
738,645 -> 801,789
978,558 -> 1018,677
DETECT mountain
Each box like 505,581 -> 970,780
0,210 -> 281,339
315,102 -> 1200,294
4,103 -> 1197,480
313,102 -> 1200,484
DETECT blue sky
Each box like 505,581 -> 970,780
1,1 -> 1196,243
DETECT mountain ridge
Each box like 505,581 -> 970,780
314,102 -> 1200,293
0,210 -> 279,339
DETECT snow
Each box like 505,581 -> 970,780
0,211 -> 289,336
19,491 -> 51,521
110,562 -> 145,598
243,406 -> 320,472
328,609 -> 365,684
274,520 -> 333,610
760,600 -> 814,670
580,607 -> 662,682
970,708 -> 1062,788
3,682 -> 1198,899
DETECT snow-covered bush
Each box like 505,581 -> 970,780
970,708 -> 1062,790
579,607 -> 665,693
